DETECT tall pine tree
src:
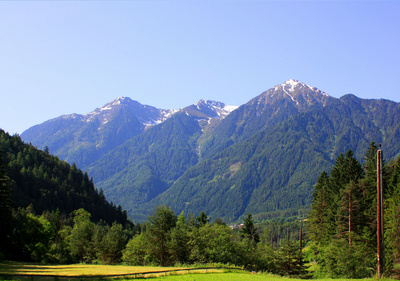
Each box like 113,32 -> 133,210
0,147 -> 14,258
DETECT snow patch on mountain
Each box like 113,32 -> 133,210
252,79 -> 333,116
193,99 -> 238,119
274,79 -> 330,97
270,79 -> 331,106
282,87 -> 299,105
34,96 -> 238,135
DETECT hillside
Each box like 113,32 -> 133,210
138,95 -> 400,222
19,80 -> 400,223
20,97 -> 178,170
21,98 -> 235,171
199,79 -> 334,158
87,112 -> 203,220
0,130 -> 131,226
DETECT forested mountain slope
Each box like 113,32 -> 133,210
0,130 -> 131,226
18,80 -> 400,223
137,95 -> 400,222
199,79 -> 334,158
20,97 -> 177,170
21,98 -> 235,171
87,113 -> 203,221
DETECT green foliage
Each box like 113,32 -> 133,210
307,143 -> 400,278
0,130 -> 134,262
146,205 -> 178,266
121,209 -> 306,277
188,223 -> 236,264
122,233 -> 149,265
0,129 -> 131,226
98,222 -> 127,264
0,147 -> 14,257
323,238 -> 375,278
20,89 -> 400,225
196,211 -> 209,227
87,113 -> 202,221
168,213 -> 190,264
67,209 -> 95,263
275,240 -> 308,278
241,213 -> 260,243
151,96 -> 399,223
9,208 -> 56,262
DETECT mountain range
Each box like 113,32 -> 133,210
21,79 -> 400,222
21,97 -> 236,170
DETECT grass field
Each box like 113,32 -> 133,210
0,262 -> 395,281
0,261 -> 224,279
147,272 -> 296,281
153,272 -> 395,281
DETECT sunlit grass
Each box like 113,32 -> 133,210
153,272 -> 395,281
0,261 -> 191,277
0,262 -> 396,280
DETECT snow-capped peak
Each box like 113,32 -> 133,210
193,99 -> 238,119
105,96 -> 133,107
253,79 -> 332,112
276,79 -> 309,91
283,79 -> 302,90
111,96 -> 126,106
274,79 -> 330,97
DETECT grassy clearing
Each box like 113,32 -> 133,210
0,262 -> 396,281
152,271 -> 395,281
0,262 -> 189,277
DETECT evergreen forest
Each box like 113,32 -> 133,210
0,130 -> 133,261
307,142 -> 400,278
2,128 -> 400,278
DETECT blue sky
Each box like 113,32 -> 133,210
1,1 -> 399,134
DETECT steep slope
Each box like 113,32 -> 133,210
137,95 -> 400,222
21,98 -> 236,171
0,130 -> 131,226
87,101 -> 237,222
200,79 -> 334,158
18,80 -> 400,223
21,97 -> 177,170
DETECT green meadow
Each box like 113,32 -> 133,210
0,263 -> 395,281
0,262 -> 223,280
154,272 -> 393,281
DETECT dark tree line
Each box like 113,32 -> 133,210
122,206 -> 308,277
5,126 -> 400,278
307,142 -> 400,278
0,130 -> 133,261
0,130 -> 131,225
1,206 -> 135,263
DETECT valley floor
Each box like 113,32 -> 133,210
0,262 -> 395,281
0,262 -> 223,280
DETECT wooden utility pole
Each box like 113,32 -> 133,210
377,145 -> 385,277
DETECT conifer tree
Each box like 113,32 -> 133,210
146,205 -> 177,266
169,212 -> 190,263
308,171 -> 333,244
241,213 -> 260,243
0,147 -> 14,257
67,209 -> 95,263
336,180 -> 362,245
196,211 -> 209,227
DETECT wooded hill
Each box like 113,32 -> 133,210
20,80 -> 400,222
0,129 -> 131,226
140,94 -> 400,222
